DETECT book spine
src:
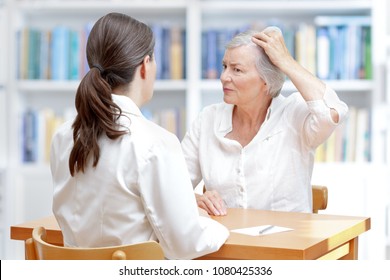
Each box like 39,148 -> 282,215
152,24 -> 163,80
51,26 -> 70,80
68,30 -> 80,80
170,26 -> 183,80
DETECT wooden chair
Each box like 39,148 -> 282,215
312,185 -> 328,213
203,184 -> 328,213
25,226 -> 165,260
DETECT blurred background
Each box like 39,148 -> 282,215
0,0 -> 389,259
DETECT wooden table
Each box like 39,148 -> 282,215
10,208 -> 370,260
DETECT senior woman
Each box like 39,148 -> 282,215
181,27 -> 348,215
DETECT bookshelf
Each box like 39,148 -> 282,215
0,2 -> 6,169
1,0 -> 389,259
0,0 -> 7,260
382,0 -> 390,257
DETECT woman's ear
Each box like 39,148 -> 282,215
140,55 -> 151,79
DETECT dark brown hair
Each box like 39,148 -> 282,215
69,13 -> 155,176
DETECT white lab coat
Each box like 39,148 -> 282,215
50,94 -> 229,260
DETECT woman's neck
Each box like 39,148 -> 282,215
225,98 -> 272,147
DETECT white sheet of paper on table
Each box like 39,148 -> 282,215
231,225 -> 293,236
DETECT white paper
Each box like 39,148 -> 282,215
231,224 -> 293,236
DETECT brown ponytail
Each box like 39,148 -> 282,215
69,13 -> 155,176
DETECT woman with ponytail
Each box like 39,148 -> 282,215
50,12 -> 228,259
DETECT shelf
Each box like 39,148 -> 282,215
0,8 -> 5,85
15,0 -> 187,16
17,79 -> 187,93
200,79 -> 373,93
20,163 -> 51,176
200,0 -> 372,15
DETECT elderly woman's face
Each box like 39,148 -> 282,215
221,45 -> 267,106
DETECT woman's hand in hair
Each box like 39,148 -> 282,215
251,26 -> 294,73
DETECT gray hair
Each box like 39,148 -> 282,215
225,27 -> 285,97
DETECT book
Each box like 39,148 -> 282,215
68,30 -> 80,80
152,24 -> 164,80
141,107 -> 185,139
27,29 -> 41,79
18,28 -> 30,80
161,26 -> 171,79
362,26 -> 372,79
181,29 -> 187,79
21,108 -> 67,163
355,108 -> 370,162
39,29 -> 51,80
205,29 -> 218,79
333,120 -> 347,162
316,27 -> 330,79
170,26 -> 183,80
344,106 -> 358,162
22,109 -> 37,162
216,29 -> 232,78
295,23 -> 316,75
51,25 -> 70,80
314,106 -> 371,163
314,16 -> 371,80
79,21 -> 94,77
201,31 -> 208,79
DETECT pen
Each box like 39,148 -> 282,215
259,225 -> 274,235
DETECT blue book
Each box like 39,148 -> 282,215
152,24 -> 163,80
181,29 -> 187,79
81,22 -> 94,76
201,31 -> 207,79
68,30 -> 80,80
314,16 -> 371,80
27,29 -> 41,80
51,26 -> 70,80
206,29 -> 218,79
216,29 -> 230,78
327,26 -> 339,80
338,26 -> 348,80
22,109 -> 37,162
161,26 -> 171,79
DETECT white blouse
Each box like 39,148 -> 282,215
50,94 -> 229,260
181,85 -> 348,213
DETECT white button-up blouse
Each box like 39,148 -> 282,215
50,94 -> 229,260
181,85 -> 348,213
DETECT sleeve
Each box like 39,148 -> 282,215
181,114 -> 203,188
138,133 -> 229,260
290,84 -> 348,149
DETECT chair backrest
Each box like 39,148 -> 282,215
25,226 -> 165,260
312,185 -> 328,213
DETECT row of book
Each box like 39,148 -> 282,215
315,106 -> 371,163
16,23 -> 186,81
202,16 -> 371,80
21,108 -> 70,163
21,107 -> 185,163
21,104 -> 371,164
142,107 -> 187,140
